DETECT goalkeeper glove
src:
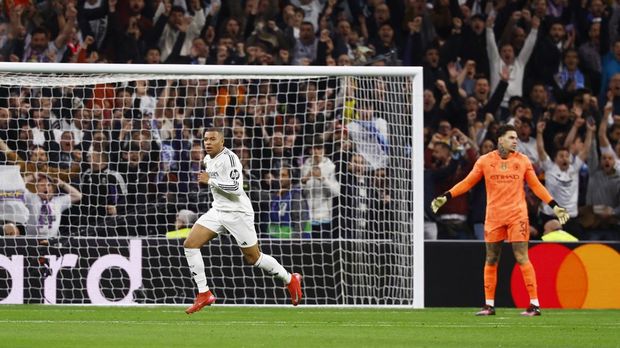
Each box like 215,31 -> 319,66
431,192 -> 451,214
550,201 -> 569,225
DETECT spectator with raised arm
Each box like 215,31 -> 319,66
153,2 -> 205,63
23,173 -> 82,238
15,2 -> 77,62
527,18 -> 574,90
581,129 -> 620,240
541,103 -> 573,154
427,128 -> 478,239
536,117 -> 595,239
598,100 -> 620,172
486,14 -> 539,116
440,14 -> 489,78
578,20 -> 603,96
292,21 -> 317,65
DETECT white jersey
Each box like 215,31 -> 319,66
24,192 -> 73,238
541,156 -> 583,217
517,137 -> 539,165
203,148 -> 253,213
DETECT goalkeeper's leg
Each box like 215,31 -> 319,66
476,240 -> 502,316
512,242 -> 540,307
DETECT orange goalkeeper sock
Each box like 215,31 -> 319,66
519,261 -> 539,303
483,263 -> 498,305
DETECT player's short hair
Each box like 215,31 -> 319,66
205,127 -> 224,135
497,125 -> 517,139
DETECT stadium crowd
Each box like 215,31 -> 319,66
0,0 -> 618,241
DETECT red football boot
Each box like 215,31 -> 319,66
185,290 -> 216,314
287,273 -> 303,306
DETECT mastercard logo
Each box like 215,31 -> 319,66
510,244 -> 620,308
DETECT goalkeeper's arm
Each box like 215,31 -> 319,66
431,191 -> 451,214
548,200 -> 569,225
430,162 -> 483,214
525,168 -> 569,224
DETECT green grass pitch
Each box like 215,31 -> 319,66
0,306 -> 619,347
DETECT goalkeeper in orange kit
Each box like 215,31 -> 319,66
431,125 -> 569,316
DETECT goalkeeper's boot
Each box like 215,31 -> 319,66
185,290 -> 216,314
520,304 -> 542,317
475,305 -> 496,316
287,273 -> 303,306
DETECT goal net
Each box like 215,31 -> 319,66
0,63 -> 423,307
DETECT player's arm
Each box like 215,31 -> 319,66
524,161 -> 569,224
431,159 -> 484,213
207,155 -> 244,196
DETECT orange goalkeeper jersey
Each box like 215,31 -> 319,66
448,150 -> 553,226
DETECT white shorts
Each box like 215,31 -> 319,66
195,208 -> 258,247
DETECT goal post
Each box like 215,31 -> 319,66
0,63 -> 424,307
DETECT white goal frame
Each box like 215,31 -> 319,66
0,62 -> 424,308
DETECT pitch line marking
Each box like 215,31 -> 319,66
1,320 -> 619,329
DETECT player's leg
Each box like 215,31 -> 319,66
481,241 -> 502,311
225,212 -> 303,305
476,225 -> 505,316
240,244 -> 291,282
240,244 -> 302,305
184,210 -> 222,314
509,220 -> 541,316
512,241 -> 541,316
184,223 -> 218,291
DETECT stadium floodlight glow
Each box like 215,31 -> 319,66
0,63 -> 423,308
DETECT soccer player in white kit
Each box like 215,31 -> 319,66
184,128 -> 302,314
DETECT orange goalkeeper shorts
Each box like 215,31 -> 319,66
484,220 -> 530,243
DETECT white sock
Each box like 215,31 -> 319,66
531,299 -> 540,307
254,253 -> 292,284
485,300 -> 495,307
184,248 -> 209,293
